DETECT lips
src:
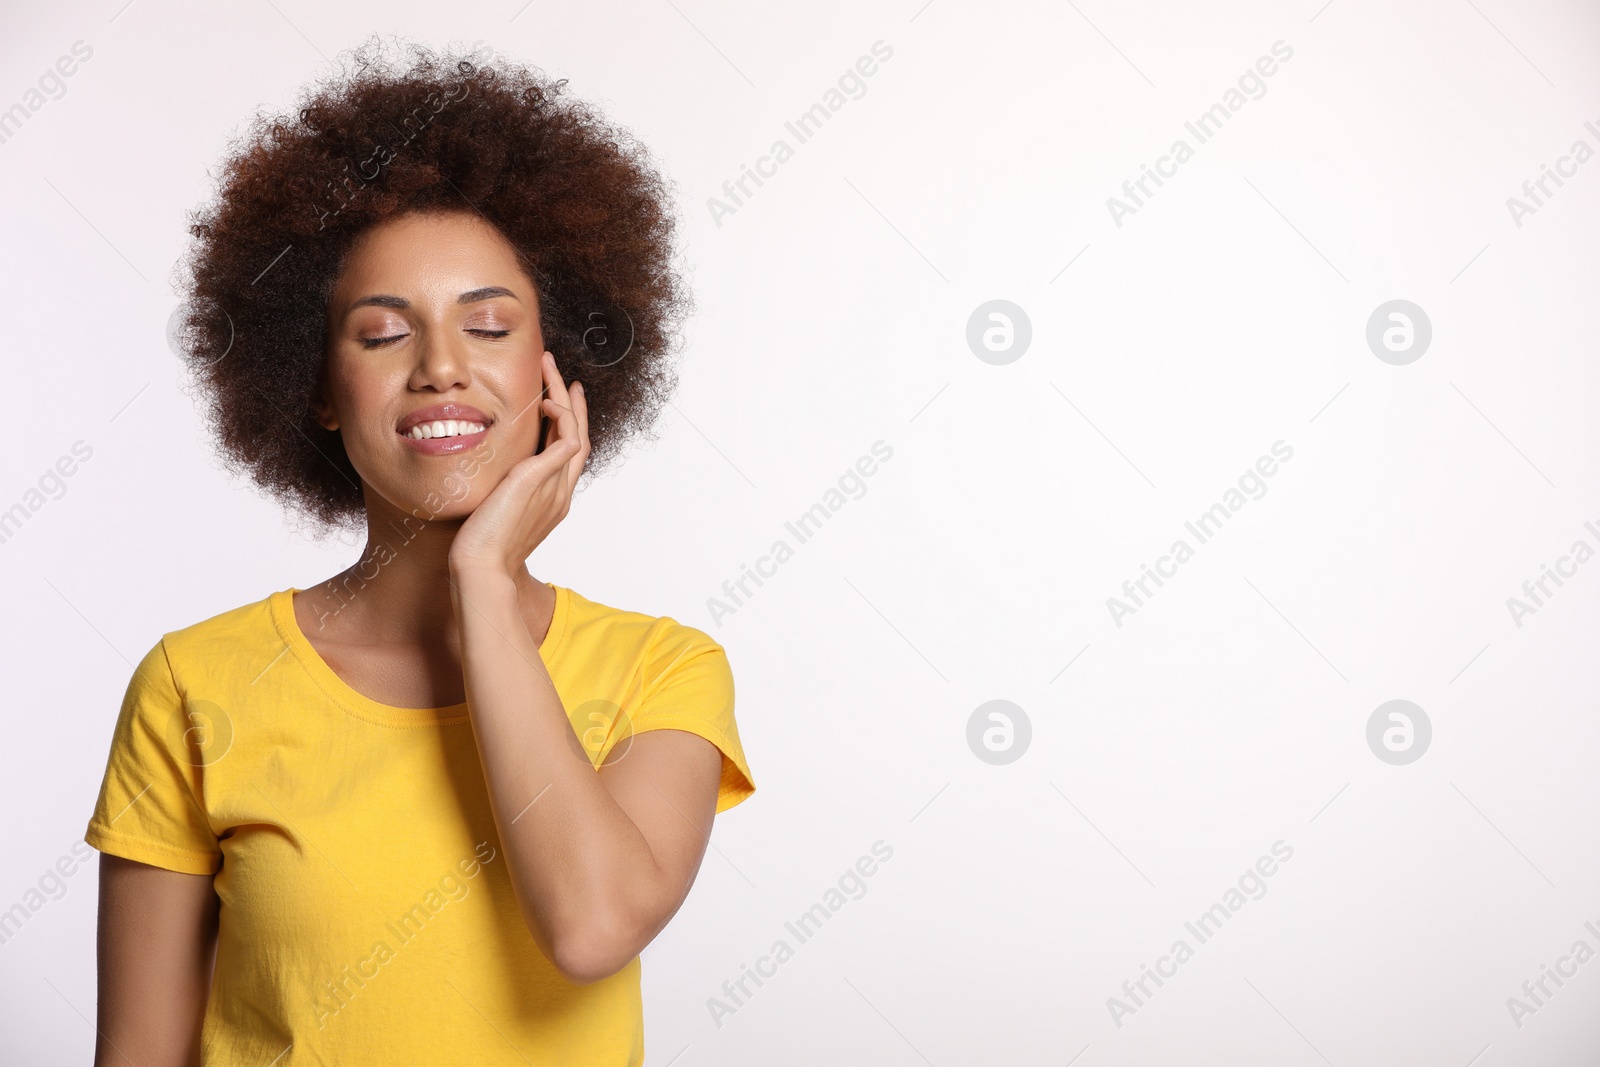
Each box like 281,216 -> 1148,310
396,402 -> 493,435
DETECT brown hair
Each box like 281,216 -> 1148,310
172,35 -> 691,533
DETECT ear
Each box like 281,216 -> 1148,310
311,379 -> 339,432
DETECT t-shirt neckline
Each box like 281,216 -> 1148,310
269,582 -> 570,728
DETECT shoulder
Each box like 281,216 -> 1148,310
147,589 -> 285,691
559,588 -> 753,812
559,585 -> 727,662
555,585 -> 733,704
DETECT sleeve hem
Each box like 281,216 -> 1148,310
85,823 -> 221,876
628,716 -> 755,815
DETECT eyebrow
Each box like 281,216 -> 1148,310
348,286 -> 520,311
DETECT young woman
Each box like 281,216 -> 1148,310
85,38 -> 754,1066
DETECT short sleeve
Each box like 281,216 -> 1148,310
84,639 -> 222,875
625,625 -> 755,814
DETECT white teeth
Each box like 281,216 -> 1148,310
406,420 -> 486,440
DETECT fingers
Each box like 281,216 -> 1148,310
571,379 -> 589,447
565,380 -> 590,485
539,352 -> 589,489
540,352 -> 575,434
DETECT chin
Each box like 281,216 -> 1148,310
411,490 -> 488,522
358,478 -> 486,524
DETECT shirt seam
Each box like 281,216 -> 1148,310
636,618 -> 725,704
86,821 -> 222,860
541,582 -> 571,671
151,637 -> 222,824
629,713 -> 740,755
268,586 -> 572,730
269,589 -> 473,729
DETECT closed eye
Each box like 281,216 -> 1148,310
360,329 -> 508,348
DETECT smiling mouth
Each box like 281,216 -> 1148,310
395,403 -> 494,455
396,402 -> 494,440
400,419 -> 489,440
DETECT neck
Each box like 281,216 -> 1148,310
305,497 -> 543,644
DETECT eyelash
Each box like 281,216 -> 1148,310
360,328 -> 510,349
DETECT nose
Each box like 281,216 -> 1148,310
408,325 -> 471,393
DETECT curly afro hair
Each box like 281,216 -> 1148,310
171,35 -> 692,534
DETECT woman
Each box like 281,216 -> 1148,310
85,38 -> 754,1066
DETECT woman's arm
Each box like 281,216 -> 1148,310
95,854 -> 219,1067
447,354 -> 725,983
452,568 -> 723,984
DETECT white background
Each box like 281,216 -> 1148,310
2,0 -> 1599,1063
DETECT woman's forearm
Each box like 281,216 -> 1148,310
449,567 -> 668,982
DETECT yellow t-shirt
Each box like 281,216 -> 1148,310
84,583 -> 755,1066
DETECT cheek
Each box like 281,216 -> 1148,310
329,364 -> 402,433
323,384 -> 407,476
491,365 -> 550,451
503,358 -> 545,405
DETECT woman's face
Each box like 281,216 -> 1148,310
317,209 -> 546,522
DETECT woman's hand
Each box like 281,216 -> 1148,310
447,351 -> 589,578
